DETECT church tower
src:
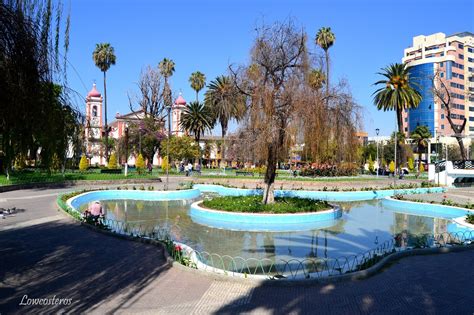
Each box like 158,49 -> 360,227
85,83 -> 104,165
172,93 -> 187,136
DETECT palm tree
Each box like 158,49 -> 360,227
315,27 -> 335,99
204,75 -> 246,165
410,125 -> 432,171
307,68 -> 325,91
373,63 -> 422,134
373,63 -> 422,166
180,101 -> 214,164
189,71 -> 206,102
92,43 -> 116,161
159,58 -> 175,108
180,101 -> 214,144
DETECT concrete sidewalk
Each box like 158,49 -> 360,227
0,186 -> 473,314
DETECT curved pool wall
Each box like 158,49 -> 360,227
193,184 -> 445,202
189,201 -> 342,232
382,197 -> 474,233
68,189 -> 201,211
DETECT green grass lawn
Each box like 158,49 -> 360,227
0,169 -> 161,186
0,167 -> 426,186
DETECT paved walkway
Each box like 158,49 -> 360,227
0,186 -> 473,314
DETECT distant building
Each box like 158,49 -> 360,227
402,32 -> 474,139
355,131 -> 368,146
84,85 -> 188,166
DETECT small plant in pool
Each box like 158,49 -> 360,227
466,213 -> 474,224
202,196 -> 330,214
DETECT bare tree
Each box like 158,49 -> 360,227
231,21 -> 307,204
433,72 -> 467,160
128,65 -> 167,119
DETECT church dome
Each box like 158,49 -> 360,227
87,83 -> 101,98
174,93 -> 186,106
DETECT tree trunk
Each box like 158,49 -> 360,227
396,109 -> 404,166
103,71 -> 109,163
221,124 -> 227,167
456,137 -> 467,160
262,143 -> 277,204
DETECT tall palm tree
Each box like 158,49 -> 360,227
159,58 -> 175,108
410,125 -> 432,170
93,43 -> 116,162
204,75 -> 246,164
180,101 -> 214,164
373,63 -> 422,135
315,27 -> 335,99
373,63 -> 422,167
180,101 -> 214,144
189,71 -> 206,102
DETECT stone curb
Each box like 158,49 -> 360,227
0,178 -> 162,193
56,197 -> 474,287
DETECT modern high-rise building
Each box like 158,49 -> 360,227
402,32 -> 474,139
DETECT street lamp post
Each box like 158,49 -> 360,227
375,128 -> 380,178
165,104 -> 172,191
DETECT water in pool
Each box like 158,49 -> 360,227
79,197 -> 458,261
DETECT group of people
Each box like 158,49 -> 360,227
178,162 -> 201,176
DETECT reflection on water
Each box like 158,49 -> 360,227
79,198 -> 451,261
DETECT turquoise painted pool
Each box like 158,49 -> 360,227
69,186 -> 472,263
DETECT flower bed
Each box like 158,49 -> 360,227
202,195 -> 330,214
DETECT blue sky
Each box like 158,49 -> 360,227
66,0 -> 474,136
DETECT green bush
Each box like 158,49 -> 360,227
408,158 -> 414,172
79,155 -> 88,171
368,155 -> 374,174
136,154 -> 145,173
466,213 -> 474,224
202,195 -> 330,214
108,153 -> 118,169
161,155 -> 170,171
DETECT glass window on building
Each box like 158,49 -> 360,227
458,43 -> 464,49
439,62 -> 443,67
441,114 -> 444,119
441,125 -> 445,130
459,54 -> 464,59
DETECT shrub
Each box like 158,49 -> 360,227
419,163 -> 425,173
79,155 -> 89,171
108,153 -> 118,169
368,155 -> 374,174
136,154 -> 145,173
13,153 -> 27,170
466,213 -> 474,224
161,155 -> 170,171
389,161 -> 395,173
408,158 -> 414,172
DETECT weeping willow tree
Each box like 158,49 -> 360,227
0,0 -> 80,177
296,78 -> 362,164
231,21 -> 308,204
230,21 -> 362,204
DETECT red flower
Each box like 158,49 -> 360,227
174,244 -> 182,252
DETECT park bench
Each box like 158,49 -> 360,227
100,169 -> 122,174
235,171 -> 254,176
